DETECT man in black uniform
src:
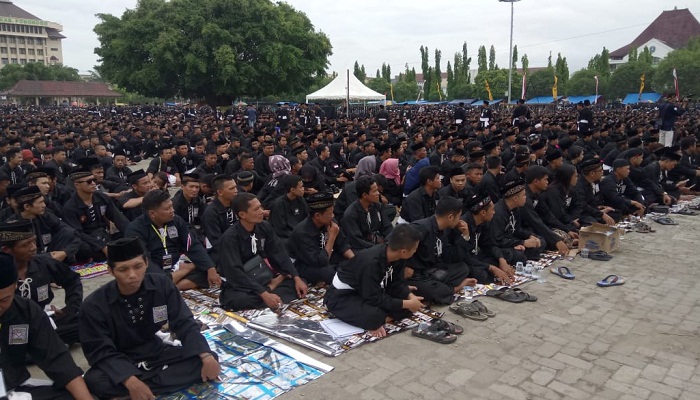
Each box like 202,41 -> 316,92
481,156 -> 504,203
454,102 -> 467,126
438,167 -> 471,206
479,100 -> 493,128
399,165 -> 441,223
406,197 -> 475,304
577,100 -> 594,134
172,171 -> 207,240
324,224 -> 425,338
576,159 -> 617,225
2,252 -> 94,400
105,147 -> 133,188
287,192 -> 354,285
125,190 -> 221,290
80,237 -> 221,399
2,220 -> 82,345
375,105 -> 390,129
641,148 -> 681,205
62,168 -> 130,262
118,169 -> 154,221
600,159 -> 646,217
268,174 -> 308,243
201,174 -> 238,264
340,176 -> 394,252
218,193 -> 308,311
489,179 -> 546,260
8,185 -> 80,263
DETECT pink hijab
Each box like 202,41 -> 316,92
379,158 -> 401,186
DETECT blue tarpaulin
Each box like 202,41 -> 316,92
472,99 -> 503,106
622,92 -> 662,105
448,99 -> 477,105
525,96 -> 563,104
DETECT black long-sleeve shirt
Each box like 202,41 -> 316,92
340,200 -> 393,251
400,186 -> 438,223
490,200 -> 531,249
335,244 -> 410,313
201,198 -> 237,264
62,191 -> 130,253
287,217 -> 351,269
1,296 -> 84,391
16,254 -> 82,316
219,221 -> 298,296
125,214 -> 214,273
268,195 -> 308,241
80,274 -> 211,387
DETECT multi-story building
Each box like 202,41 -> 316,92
0,0 -> 65,69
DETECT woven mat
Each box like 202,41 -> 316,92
70,262 -> 109,279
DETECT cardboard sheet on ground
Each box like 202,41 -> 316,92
181,287 -> 444,357
158,322 -> 332,400
70,262 -> 109,279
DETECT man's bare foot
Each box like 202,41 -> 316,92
369,326 -> 387,338
385,316 -> 394,324
454,278 -> 477,293
268,274 -> 286,291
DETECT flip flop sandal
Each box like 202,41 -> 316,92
676,207 -> 699,216
589,251 -> 613,261
431,319 -> 464,334
597,274 -> 626,287
411,323 -> 458,344
485,287 -> 527,303
634,222 -> 655,233
470,299 -> 496,317
550,266 -> 575,280
653,216 -> 678,225
449,301 -> 488,320
511,287 -> 538,302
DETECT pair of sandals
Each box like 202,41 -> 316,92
550,267 -> 625,288
484,287 -> 537,303
672,206 -> 699,216
411,319 -> 463,344
634,221 -> 656,233
449,299 -> 496,321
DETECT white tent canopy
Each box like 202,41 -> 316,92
306,70 -> 386,102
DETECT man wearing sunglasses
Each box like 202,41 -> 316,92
62,168 -> 130,262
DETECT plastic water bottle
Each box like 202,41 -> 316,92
516,261 -> 524,276
524,262 -> 533,278
535,266 -> 546,283
463,286 -> 474,300
581,247 -> 589,258
531,266 -> 541,282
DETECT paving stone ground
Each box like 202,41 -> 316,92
36,204 -> 700,400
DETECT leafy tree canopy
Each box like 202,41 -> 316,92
0,63 -> 80,90
94,0 -> 332,105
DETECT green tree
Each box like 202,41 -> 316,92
94,0 -> 332,104
488,45 -> 496,70
638,46 -> 654,66
432,48 -> 442,100
521,54 -> 529,77
393,77 -> 420,102
366,77 -> 391,97
420,45 -> 432,100
474,69 -> 514,100
512,45 -> 518,71
446,60 -> 454,98
627,47 -> 638,63
353,61 -> 366,82
588,47 -> 611,77
526,68 -> 556,98
607,61 -> 653,100
652,38 -> 700,98
555,53 -> 570,94
461,42 -> 472,83
477,45 -> 487,73
0,63 -> 80,90
566,69 -> 608,96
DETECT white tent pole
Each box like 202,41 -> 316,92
346,69 -> 350,119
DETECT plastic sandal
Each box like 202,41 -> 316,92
449,301 -> 488,320
550,266 -> 575,280
485,287 -> 527,303
634,222 -> 655,233
470,299 -> 496,317
411,323 -> 458,344
597,274 -> 626,287
431,319 -> 464,335
511,287 -> 538,302
589,251 -> 613,261
653,216 -> 678,225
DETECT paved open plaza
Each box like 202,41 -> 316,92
36,206 -> 699,400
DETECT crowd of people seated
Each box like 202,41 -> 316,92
0,97 -> 697,398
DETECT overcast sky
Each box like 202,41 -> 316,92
18,0 -> 698,75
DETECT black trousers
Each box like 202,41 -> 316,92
55,313 -> 80,345
84,346 -> 206,399
220,279 -> 299,311
297,264 -> 336,286
407,262 -> 471,304
324,286 -> 412,331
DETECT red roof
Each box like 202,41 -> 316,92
610,8 -> 700,58
3,80 -> 121,97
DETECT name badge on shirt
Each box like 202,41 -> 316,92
41,233 -> 52,244
152,305 -> 168,323
293,208 -> 299,216
100,205 -> 107,215
162,254 -> 173,270
167,226 -> 179,239
8,324 -> 29,345
37,284 -> 49,302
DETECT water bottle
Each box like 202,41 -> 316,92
463,286 -> 474,300
516,261 -> 524,276
581,247 -> 589,258
535,266 -> 546,283
524,262 -> 533,278
531,266 -> 541,282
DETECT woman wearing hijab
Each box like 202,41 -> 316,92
300,163 -> 326,195
354,155 -> 377,180
258,155 -> 292,208
326,143 -> 353,186
379,158 -> 404,206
